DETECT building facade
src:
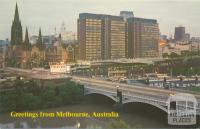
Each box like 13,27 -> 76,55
174,26 -> 185,42
127,17 -> 159,58
78,13 -> 126,61
78,12 -> 159,60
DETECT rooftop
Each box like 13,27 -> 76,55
79,13 -> 124,21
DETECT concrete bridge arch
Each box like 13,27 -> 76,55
84,89 -> 168,113
84,92 -> 118,102
123,100 -> 168,113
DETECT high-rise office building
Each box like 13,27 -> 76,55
119,11 -> 134,57
78,13 -> 126,60
127,17 -> 159,58
78,12 -> 159,60
174,26 -> 185,41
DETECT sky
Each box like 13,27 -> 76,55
0,0 -> 200,39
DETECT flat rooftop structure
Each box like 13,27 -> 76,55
79,13 -> 124,21
127,17 -> 157,24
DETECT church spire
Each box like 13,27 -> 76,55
39,28 -> 42,39
14,3 -> 20,22
25,27 -> 29,43
11,2 -> 23,45
23,27 -> 31,50
36,28 -> 44,50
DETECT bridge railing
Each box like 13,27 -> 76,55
84,86 -> 116,95
122,93 -> 167,106
85,86 -> 167,106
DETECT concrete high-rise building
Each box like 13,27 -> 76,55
174,26 -> 185,41
119,11 -> 134,57
78,12 -> 159,60
127,17 -> 159,58
78,13 -> 126,60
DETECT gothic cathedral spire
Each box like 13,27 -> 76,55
25,27 -> 29,43
11,2 -> 23,45
36,28 -> 44,50
23,27 -> 31,50
14,3 -> 19,22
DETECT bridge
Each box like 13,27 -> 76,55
72,76 -> 200,114
84,86 -> 167,112
2,67 -> 200,115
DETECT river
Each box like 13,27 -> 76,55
0,98 -> 169,128
0,104 -> 169,128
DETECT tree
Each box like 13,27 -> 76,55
0,79 -> 84,113
26,80 -> 41,96
162,53 -> 169,58
41,86 -> 56,108
170,52 -> 179,58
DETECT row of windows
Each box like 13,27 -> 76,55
86,22 -> 101,24
86,51 -> 101,53
86,24 -> 101,26
86,36 -> 101,38
86,19 -> 101,22
86,45 -> 101,48
86,33 -> 101,35
86,38 -> 101,41
51,66 -> 66,68
111,34 -> 125,36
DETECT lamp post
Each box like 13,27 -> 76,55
116,85 -> 119,91
179,75 -> 183,87
116,85 -> 122,104
140,67 -> 144,77
195,75 -> 198,86
170,67 -> 173,78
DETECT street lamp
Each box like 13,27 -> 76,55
140,67 -> 144,77
116,85 -> 122,104
190,67 -> 193,76
116,85 -> 120,97
116,85 -> 119,91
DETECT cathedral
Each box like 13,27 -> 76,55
6,3 -> 69,69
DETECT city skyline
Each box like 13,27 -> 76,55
0,0 -> 200,39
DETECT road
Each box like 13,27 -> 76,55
72,76 -> 200,100
3,67 -> 200,101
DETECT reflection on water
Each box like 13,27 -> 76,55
0,102 -> 168,128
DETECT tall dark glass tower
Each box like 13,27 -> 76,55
11,3 -> 23,45
174,26 -> 185,42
